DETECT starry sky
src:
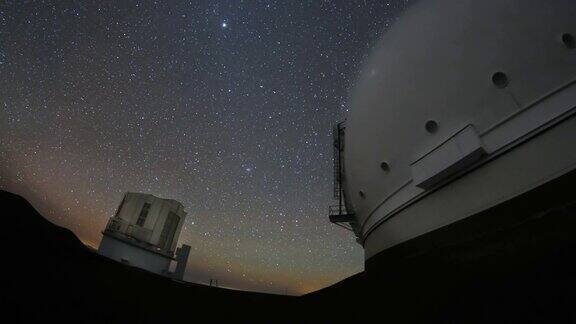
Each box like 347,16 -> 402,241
0,0 -> 412,295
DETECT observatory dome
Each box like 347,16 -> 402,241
343,0 -> 576,259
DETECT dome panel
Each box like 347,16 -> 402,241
343,0 -> 576,249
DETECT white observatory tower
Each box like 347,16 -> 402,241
331,0 -> 576,265
99,192 -> 190,277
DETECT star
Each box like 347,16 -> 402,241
0,0 -> 412,296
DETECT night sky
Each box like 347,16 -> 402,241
0,0 -> 411,295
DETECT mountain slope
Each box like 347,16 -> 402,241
0,190 -> 297,323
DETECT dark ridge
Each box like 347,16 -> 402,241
3,168 -> 576,323
301,169 -> 576,323
0,190 -> 297,323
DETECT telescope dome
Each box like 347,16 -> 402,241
343,0 -> 576,259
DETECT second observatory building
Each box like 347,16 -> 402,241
99,192 -> 190,278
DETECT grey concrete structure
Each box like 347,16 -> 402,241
336,0 -> 576,260
98,192 -> 189,276
173,244 -> 191,281
99,234 -> 173,274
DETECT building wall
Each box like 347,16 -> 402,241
98,235 -> 172,275
113,192 -> 187,253
173,245 -> 191,280
149,198 -> 187,252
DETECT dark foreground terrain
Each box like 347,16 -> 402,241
2,169 -> 576,323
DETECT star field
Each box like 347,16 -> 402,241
0,0 -> 411,295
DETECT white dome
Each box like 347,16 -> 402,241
343,0 -> 576,257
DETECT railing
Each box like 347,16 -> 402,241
333,122 -> 345,200
103,217 -> 174,258
127,224 -> 153,243
329,205 -> 354,223
329,121 -> 361,238
330,122 -> 352,223
104,217 -> 128,233
329,205 -> 348,217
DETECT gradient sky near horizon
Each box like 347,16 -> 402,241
0,0 -> 412,295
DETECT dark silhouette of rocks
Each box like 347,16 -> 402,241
2,169 -> 576,323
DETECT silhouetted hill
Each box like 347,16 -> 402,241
300,169 -> 576,323
3,169 -> 576,323
0,190 -> 297,323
